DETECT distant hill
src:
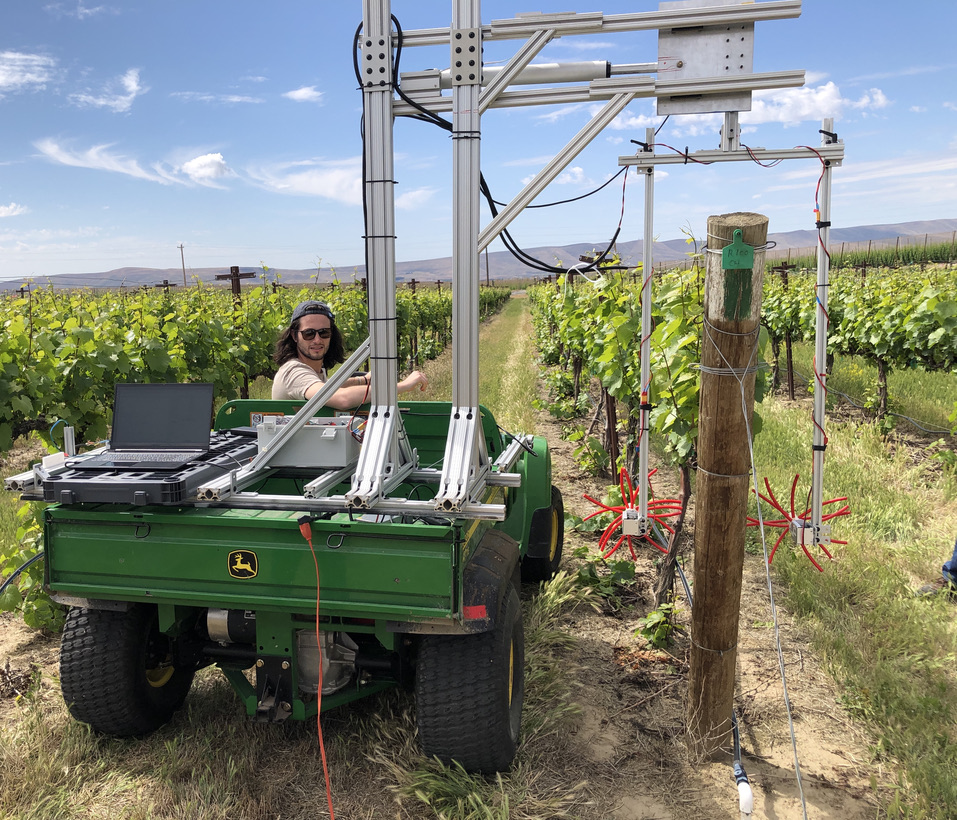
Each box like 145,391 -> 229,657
3,217 -> 955,291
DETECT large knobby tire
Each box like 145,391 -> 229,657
521,484 -> 564,583
415,584 -> 524,773
60,604 -> 195,737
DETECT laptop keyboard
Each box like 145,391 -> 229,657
108,451 -> 196,463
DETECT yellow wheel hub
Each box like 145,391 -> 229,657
548,508 -> 560,562
146,665 -> 175,688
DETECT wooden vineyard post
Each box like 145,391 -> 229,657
687,212 -> 769,759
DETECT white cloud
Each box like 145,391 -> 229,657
607,81 -> 892,142
765,154 -> 957,198
521,165 -> 587,187
743,82 -> 889,126
396,187 -> 437,210
43,2 -> 114,20
0,203 -> 28,218
179,153 -> 233,187
502,155 -> 555,168
70,68 -> 146,113
283,86 -> 323,104
34,138 -> 180,184
534,103 -> 588,124
172,91 -> 265,105
0,52 -> 57,96
247,157 -> 363,204
848,64 -> 955,85
945,102 -> 957,112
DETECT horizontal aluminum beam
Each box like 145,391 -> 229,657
619,142 -> 845,168
398,1 -> 801,47
200,492 -> 507,521
395,70 -> 802,117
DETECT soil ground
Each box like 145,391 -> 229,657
535,405 -> 882,819
0,317 -> 888,818
0,415 -> 884,820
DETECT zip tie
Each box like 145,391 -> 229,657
691,637 -> 737,656
701,317 -> 761,338
697,465 -> 752,479
702,240 -> 777,253
696,363 -> 762,377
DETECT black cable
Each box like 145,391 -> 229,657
0,552 -> 44,596
378,12 -> 629,278
390,15 -> 453,133
489,167 -> 627,210
496,424 -> 538,457
480,173 -> 623,275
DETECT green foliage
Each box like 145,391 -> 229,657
0,503 -> 64,632
0,283 -> 511,451
634,602 -> 684,649
773,239 -> 957,272
533,369 -> 589,420
763,265 -> 957,414
528,260 -> 704,471
565,430 -> 609,476
572,545 -> 636,611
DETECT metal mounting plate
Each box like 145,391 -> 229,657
657,0 -> 754,115
450,27 -> 483,86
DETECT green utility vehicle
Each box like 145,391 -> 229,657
40,400 -> 563,774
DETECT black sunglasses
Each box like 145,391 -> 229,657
298,328 -> 332,340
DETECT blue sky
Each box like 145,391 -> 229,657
1,1 -> 955,282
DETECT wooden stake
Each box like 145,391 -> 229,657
687,212 -> 769,759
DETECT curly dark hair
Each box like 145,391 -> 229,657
273,319 -> 346,368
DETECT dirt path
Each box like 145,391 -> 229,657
0,301 -> 886,819
534,397 -> 881,819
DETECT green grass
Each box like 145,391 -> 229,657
423,295 -> 540,436
780,342 -> 957,433
750,396 -> 957,818
0,576 -> 590,820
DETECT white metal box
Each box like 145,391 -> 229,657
256,416 -> 360,468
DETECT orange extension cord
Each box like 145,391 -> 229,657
299,518 -> 336,820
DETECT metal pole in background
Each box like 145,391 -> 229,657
638,127 -> 654,528
809,118 -> 836,542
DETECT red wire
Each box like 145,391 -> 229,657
301,522 -> 336,820
349,377 -> 372,442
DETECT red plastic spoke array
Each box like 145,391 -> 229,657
583,468 -> 683,560
747,474 -> 849,571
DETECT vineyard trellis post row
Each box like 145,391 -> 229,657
687,212 -> 769,759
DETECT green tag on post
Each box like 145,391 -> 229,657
721,229 -> 755,321
722,229 -> 754,270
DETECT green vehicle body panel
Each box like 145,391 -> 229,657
44,400 -> 552,628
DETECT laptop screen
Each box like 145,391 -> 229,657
110,383 -> 214,451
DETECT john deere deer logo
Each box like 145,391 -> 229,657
228,550 -> 258,579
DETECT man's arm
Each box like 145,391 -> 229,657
304,370 -> 427,406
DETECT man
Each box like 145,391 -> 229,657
272,300 -> 428,406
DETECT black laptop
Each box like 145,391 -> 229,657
68,383 -> 215,471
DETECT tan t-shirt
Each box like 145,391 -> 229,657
272,360 -> 326,400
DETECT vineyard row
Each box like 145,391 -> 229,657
0,283 -> 511,451
529,262 -> 957,473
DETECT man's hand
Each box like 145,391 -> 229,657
398,371 -> 429,394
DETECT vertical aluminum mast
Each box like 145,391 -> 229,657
435,0 -> 490,511
348,0 -> 417,507
808,118 -> 837,545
